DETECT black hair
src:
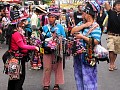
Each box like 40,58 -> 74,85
6,23 -> 17,43
13,5 -> 19,10
0,4 -> 4,11
62,9 -> 66,13
113,0 -> 120,7
17,19 -> 27,27
48,13 -> 57,18
42,15 -> 45,26
7,24 -> 17,49
78,5 -> 82,8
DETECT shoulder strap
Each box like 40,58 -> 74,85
43,24 -> 52,39
85,24 -> 99,36
46,24 -> 51,35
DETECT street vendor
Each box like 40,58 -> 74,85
71,1 -> 102,90
41,13 -> 66,90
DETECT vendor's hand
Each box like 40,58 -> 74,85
35,47 -> 39,51
74,33 -> 84,39
52,32 -> 57,38
83,22 -> 93,28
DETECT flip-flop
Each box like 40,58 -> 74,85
113,66 -> 118,70
108,67 -> 114,71
43,86 -> 50,90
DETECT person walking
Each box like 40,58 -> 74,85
104,0 -> 120,71
42,13 -> 66,90
71,1 -> 102,90
0,5 -> 5,48
2,12 -> 11,45
7,19 -> 39,90
31,6 -> 47,39
73,5 -> 83,25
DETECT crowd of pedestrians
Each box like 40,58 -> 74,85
0,0 -> 120,90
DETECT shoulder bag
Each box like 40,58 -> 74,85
2,31 -> 23,80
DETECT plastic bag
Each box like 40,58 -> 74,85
94,45 -> 109,59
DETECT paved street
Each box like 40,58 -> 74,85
0,34 -> 120,90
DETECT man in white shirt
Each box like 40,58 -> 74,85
31,6 -> 47,39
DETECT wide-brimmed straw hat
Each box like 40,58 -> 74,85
36,6 -> 47,13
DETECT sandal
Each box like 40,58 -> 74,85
109,65 -> 118,71
43,86 -> 50,90
108,67 -> 114,71
53,84 -> 60,90
113,66 -> 118,70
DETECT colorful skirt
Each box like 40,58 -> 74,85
73,55 -> 97,90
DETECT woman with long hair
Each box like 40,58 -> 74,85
7,19 -> 39,90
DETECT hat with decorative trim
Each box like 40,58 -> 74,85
84,1 -> 100,16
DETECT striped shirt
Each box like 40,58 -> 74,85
77,21 -> 102,44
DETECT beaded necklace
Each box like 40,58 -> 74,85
84,23 -> 99,66
85,37 -> 96,66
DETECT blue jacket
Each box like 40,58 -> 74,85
42,23 -> 66,38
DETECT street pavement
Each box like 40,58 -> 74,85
0,34 -> 120,90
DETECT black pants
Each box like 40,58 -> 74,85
7,57 -> 26,90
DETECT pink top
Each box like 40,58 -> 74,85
11,31 -> 36,53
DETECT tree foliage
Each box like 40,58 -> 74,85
42,0 -> 51,4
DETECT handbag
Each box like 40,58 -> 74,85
4,57 -> 22,80
2,50 -> 23,80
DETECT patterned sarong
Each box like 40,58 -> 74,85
74,55 -> 97,90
